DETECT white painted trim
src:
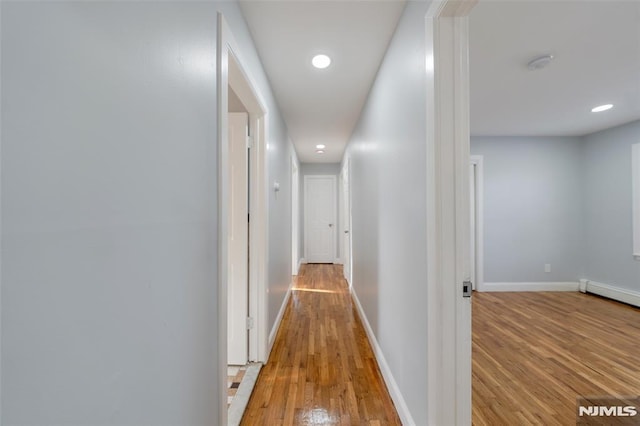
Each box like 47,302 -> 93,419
584,280 -> 640,308
425,1 -> 476,424
298,258 -> 306,269
632,144 -> 640,258
291,154 -> 300,275
579,279 -> 588,293
351,289 -> 416,426
470,155 -> 484,292
266,283 -> 293,361
481,282 -> 579,292
248,112 -> 268,364
217,14 -> 269,425
340,158 -> 353,288
303,175 -> 338,263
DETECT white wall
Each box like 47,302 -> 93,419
1,2 -> 294,423
341,1 -> 430,424
582,119 -> 640,292
471,136 -> 584,282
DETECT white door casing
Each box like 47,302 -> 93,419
340,161 -> 352,285
227,112 -> 249,366
304,175 -> 337,263
291,157 -> 300,275
470,155 -> 484,292
217,13 -> 269,426
425,1 -> 477,425
470,162 -> 476,290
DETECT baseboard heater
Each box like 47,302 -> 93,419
579,279 -> 640,309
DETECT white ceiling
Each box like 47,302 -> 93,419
470,0 -> 640,137
240,0 -> 406,163
240,1 -> 640,164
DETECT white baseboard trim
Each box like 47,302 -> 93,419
351,289 -> 415,426
579,279 -> 588,293
266,283 -> 292,361
294,257 -> 304,275
481,282 -> 579,292
583,280 -> 640,308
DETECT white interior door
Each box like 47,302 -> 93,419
228,112 -> 249,365
304,175 -> 336,263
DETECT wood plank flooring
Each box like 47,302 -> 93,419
240,264 -> 401,426
473,291 -> 640,425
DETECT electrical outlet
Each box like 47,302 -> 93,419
544,264 -> 551,273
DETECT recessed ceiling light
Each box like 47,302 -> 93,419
316,150 -> 325,154
591,104 -> 613,113
312,54 -> 331,69
527,54 -> 554,71
316,144 -> 326,149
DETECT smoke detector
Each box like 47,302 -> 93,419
527,55 -> 554,71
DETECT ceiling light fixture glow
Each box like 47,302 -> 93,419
312,54 -> 331,69
591,104 -> 613,113
316,150 -> 325,154
316,144 -> 326,149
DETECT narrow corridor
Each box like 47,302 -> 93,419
240,264 -> 401,425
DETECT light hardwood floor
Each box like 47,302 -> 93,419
240,266 -> 640,425
473,291 -> 640,425
240,264 -> 401,426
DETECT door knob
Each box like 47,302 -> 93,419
329,224 -> 333,227
344,230 -> 349,234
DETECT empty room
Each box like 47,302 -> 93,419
469,1 -> 640,424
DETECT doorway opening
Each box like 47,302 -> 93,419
218,13 -> 268,426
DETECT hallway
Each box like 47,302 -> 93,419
240,264 -> 401,425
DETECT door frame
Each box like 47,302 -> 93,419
291,156 -> 300,275
217,13 -> 269,426
470,155 -> 484,292
339,160 -> 352,287
425,0 -> 477,424
303,175 -> 337,263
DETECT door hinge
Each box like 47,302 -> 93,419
463,281 -> 472,298
246,317 -> 254,330
247,136 -> 253,150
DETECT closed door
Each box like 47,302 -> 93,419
304,175 -> 337,263
228,112 -> 249,365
